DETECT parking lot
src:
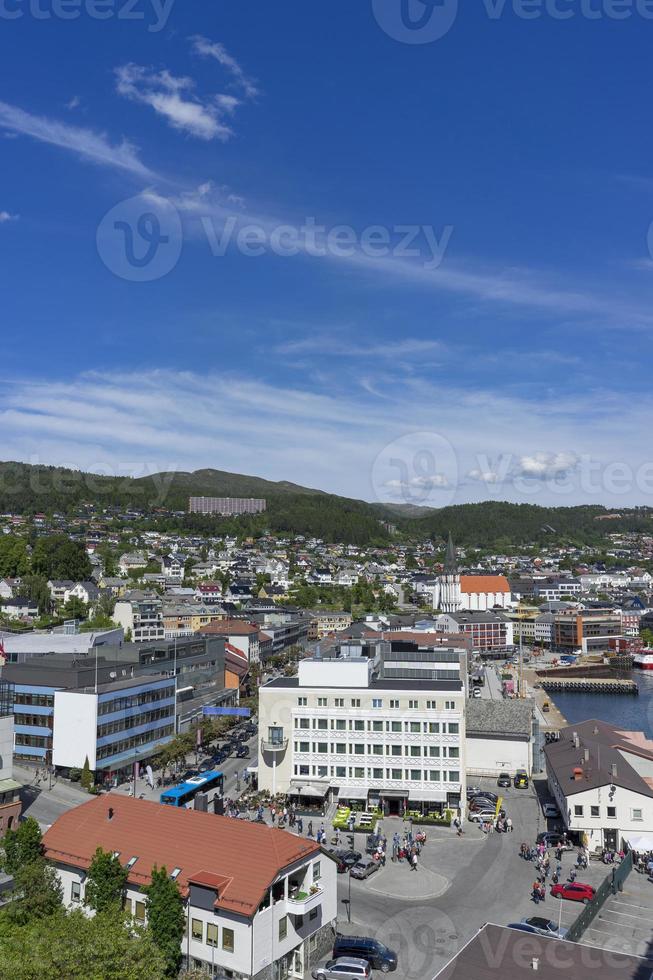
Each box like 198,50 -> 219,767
576,869 -> 653,960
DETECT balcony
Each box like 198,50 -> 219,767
286,885 -> 323,915
261,737 -> 288,753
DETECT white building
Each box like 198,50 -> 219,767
434,535 -> 512,612
545,720 -> 653,851
43,795 -> 337,980
114,591 -> 165,642
465,700 -> 533,778
258,646 -> 466,817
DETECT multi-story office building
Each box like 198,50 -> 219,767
4,635 -> 234,779
114,591 -> 165,642
44,795 -> 337,980
0,681 -> 21,835
189,496 -> 267,516
436,611 -> 514,653
307,611 -> 353,641
553,609 -> 622,653
258,642 -> 466,817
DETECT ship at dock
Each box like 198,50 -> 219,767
633,650 -> 653,671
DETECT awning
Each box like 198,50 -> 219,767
409,789 -> 447,803
0,778 -> 22,793
289,781 -> 330,798
626,834 -> 653,851
379,788 -> 407,799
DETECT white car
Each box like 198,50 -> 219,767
468,809 -> 496,822
542,803 -> 561,819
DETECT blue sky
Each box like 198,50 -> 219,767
2,0 -> 653,508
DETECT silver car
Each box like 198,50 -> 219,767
312,957 -> 372,980
349,857 -> 379,880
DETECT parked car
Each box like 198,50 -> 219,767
212,750 -> 226,765
312,957 -> 372,980
470,791 -> 499,802
235,744 -> 250,758
365,833 -> 383,854
333,935 -> 398,972
542,803 -> 561,819
507,923 -> 542,935
468,809 -> 498,823
551,882 -> 595,904
329,849 -> 362,874
472,687 -> 482,698
536,832 -> 572,849
466,786 -> 482,798
469,799 -> 498,812
520,916 -> 568,939
497,774 -> 512,788
349,858 -> 379,880
514,770 -> 529,789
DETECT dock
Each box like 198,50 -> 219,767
539,677 -> 638,695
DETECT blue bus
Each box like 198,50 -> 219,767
160,770 -> 224,808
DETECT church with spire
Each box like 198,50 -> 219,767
434,533 -> 511,612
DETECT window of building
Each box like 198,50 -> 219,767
335,742 -> 346,753
298,741 -> 309,752
206,923 -> 218,947
409,722 -> 421,734
372,699 -> 383,709
632,809 -> 643,821
426,700 -> 437,710
354,767 -> 364,778
351,699 -> 361,708
390,699 -> 399,708
298,697 -> 307,706
448,771 -> 459,782
574,805 -> 583,817
428,746 -> 440,757
317,697 -> 328,707
373,768 -> 383,779
409,700 -> 418,709
298,718 -> 310,729
590,806 -> 600,817
334,719 -> 346,730
607,806 -> 617,819
429,770 -> 441,781
449,747 -> 460,759
313,862 -> 321,881
298,765 -> 309,776
410,770 -> 421,781
371,720 -> 383,732
222,927 -> 234,952
391,768 -> 402,780
428,723 -> 440,734
317,742 -> 328,754
372,744 -> 383,755
134,900 -> 146,922
317,765 -> 327,777
448,723 -> 459,735
71,881 -> 81,903
354,744 -> 365,755
335,766 -> 346,778
390,721 -> 402,733
445,701 -> 455,710
390,744 -> 402,756
316,719 -> 328,730
335,698 -> 344,707
191,919 -> 203,942
353,720 -> 365,731
309,908 -> 318,921
410,746 -> 421,757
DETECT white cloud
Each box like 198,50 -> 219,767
0,100 -> 154,178
115,64 -> 233,142
66,96 -> 81,110
0,211 -> 18,223
190,36 -> 259,98
274,336 -> 445,359
0,369 -> 651,507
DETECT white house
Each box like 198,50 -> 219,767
43,795 -> 337,980
545,719 -> 653,851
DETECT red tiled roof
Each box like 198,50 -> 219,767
460,575 -> 510,594
199,619 -> 258,636
43,795 -> 319,918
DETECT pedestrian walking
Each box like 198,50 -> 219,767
411,852 -> 418,871
307,820 -> 313,838
506,817 -> 513,833
297,817 -> 303,834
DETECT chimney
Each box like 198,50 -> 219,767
573,732 -> 580,749
584,749 -> 590,763
593,726 -> 599,736
108,807 -> 114,821
611,763 -> 618,780
531,958 -> 540,971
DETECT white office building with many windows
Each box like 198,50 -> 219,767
258,643 -> 466,816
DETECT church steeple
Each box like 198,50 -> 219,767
444,531 -> 458,574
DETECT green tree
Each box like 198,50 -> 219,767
3,816 -> 43,874
85,847 -> 128,914
143,866 -> 184,976
80,755 -> 93,791
0,907 -> 166,979
17,574 -> 51,616
5,857 -> 63,925
640,629 -> 653,647
62,596 -> 88,620
31,535 -> 92,581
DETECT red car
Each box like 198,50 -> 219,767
550,882 -> 595,904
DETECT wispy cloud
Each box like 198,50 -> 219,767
115,64 -> 234,142
65,96 -> 81,111
274,335 -> 446,359
0,211 -> 19,223
190,36 -> 259,99
0,100 -> 154,178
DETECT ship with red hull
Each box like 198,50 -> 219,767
633,651 -> 653,671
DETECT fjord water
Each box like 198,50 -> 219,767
551,671 -> 653,736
